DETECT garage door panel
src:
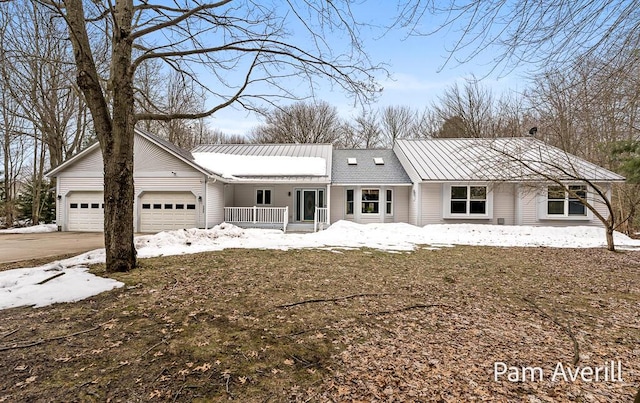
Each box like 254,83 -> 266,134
140,193 -> 197,232
67,192 -> 104,232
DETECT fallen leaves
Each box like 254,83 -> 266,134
0,247 -> 637,402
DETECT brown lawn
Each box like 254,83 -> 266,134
0,246 -> 638,402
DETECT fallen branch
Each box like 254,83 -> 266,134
0,328 -> 19,340
523,296 -> 580,366
276,293 -> 394,309
36,272 -> 65,285
141,337 -> 170,357
361,303 -> 451,316
0,326 -> 100,352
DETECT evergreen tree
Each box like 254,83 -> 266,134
16,178 -> 55,224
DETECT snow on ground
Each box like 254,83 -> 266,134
0,248 -> 118,310
2,221 -> 640,310
0,224 -> 57,234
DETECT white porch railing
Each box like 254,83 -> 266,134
224,206 -> 288,232
314,207 -> 329,232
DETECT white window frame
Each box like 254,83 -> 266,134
345,188 -> 355,216
256,188 -> 273,206
361,188 -> 380,215
442,183 -> 493,219
385,189 -> 393,216
539,184 -> 592,220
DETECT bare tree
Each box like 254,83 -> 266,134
480,138 -> 629,251
398,1 -> 640,75
432,76 -> 497,138
4,0 -> 83,169
342,108 -> 382,148
379,105 -> 415,146
408,107 -> 440,139
50,0 -> 383,271
193,127 -> 246,146
250,100 -> 342,144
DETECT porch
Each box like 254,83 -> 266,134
224,206 -> 328,232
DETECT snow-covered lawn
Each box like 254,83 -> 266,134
0,224 -> 57,234
2,221 -> 639,310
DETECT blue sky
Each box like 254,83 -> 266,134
206,3 -> 528,136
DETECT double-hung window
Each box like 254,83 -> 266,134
256,189 -> 272,206
386,189 -> 393,215
346,189 -> 354,215
361,189 -> 380,214
450,185 -> 487,215
547,185 -> 587,216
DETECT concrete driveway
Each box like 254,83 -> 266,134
0,232 -> 105,264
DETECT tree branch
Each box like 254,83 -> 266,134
276,293 -> 395,309
523,296 -> 580,366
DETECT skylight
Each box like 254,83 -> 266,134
373,157 -> 384,165
347,158 -> 357,165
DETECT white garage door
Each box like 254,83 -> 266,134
139,192 -> 197,233
67,192 -> 104,232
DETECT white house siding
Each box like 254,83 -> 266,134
409,183 -> 419,226
420,182 -> 513,226
206,180 -> 225,228
491,183 -> 516,225
386,186 -> 409,224
57,147 -> 103,176
330,187 -> 345,223
420,183 -> 443,225
519,187 -> 539,226
134,136 -> 195,173
519,182 -> 610,228
223,184 -> 235,207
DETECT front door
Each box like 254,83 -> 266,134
303,190 -> 316,221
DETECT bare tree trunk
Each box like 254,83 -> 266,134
605,216 -> 616,252
31,131 -> 41,225
102,0 -> 136,272
605,228 -> 615,251
2,126 -> 12,226
65,0 -> 136,272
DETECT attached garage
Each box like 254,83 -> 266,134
67,192 -> 104,232
139,192 -> 198,232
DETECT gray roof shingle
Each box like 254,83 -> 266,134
331,149 -> 412,185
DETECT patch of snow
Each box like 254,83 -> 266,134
0,224 -> 58,234
3,221 -> 640,311
192,152 -> 326,178
0,248 -> 120,310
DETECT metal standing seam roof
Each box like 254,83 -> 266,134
331,149 -> 412,184
394,138 -> 625,182
190,143 -> 333,182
